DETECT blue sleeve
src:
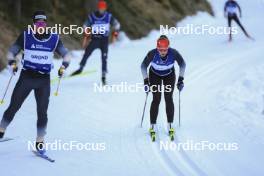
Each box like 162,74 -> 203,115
55,39 -> 70,68
55,39 -> 68,57
172,49 -> 186,78
83,14 -> 92,27
234,1 -> 242,14
141,50 -> 155,79
110,14 -> 121,31
9,32 -> 24,56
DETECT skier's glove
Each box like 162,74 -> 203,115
84,27 -> 92,37
177,76 -> 184,92
58,65 -> 65,77
144,78 -> 150,93
112,31 -> 119,38
8,60 -> 18,75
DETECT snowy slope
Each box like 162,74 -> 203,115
1,0 -> 264,175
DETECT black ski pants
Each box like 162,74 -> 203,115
149,69 -> 176,124
80,37 -> 109,75
0,70 -> 50,138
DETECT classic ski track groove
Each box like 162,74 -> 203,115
154,127 -> 186,176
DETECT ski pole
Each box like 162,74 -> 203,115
178,91 -> 181,127
140,92 -> 149,127
54,77 -> 62,96
0,74 -> 14,105
262,95 -> 264,115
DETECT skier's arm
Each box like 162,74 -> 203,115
83,15 -> 92,28
224,2 -> 228,17
7,32 -> 24,65
141,50 -> 155,79
172,49 -> 186,78
110,15 -> 120,32
55,39 -> 70,68
82,14 -> 92,47
235,1 -> 242,17
224,2 -> 227,13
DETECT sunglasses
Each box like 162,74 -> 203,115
34,21 -> 47,28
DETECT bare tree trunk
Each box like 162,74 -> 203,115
14,0 -> 22,21
10,0 -> 21,21
85,0 -> 97,14
53,0 -> 59,17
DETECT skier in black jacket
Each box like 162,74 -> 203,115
0,11 -> 71,153
224,0 -> 252,41
141,35 -> 186,141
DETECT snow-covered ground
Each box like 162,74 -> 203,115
1,0 -> 264,175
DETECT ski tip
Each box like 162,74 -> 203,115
32,151 -> 55,163
0,137 -> 14,142
49,159 -> 55,163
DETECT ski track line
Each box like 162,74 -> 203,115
153,54 -> 237,176
174,136 -> 208,176
187,56 -> 240,86
187,48 -> 262,89
133,126 -> 174,176
187,45 -> 263,86
131,124 -> 185,176
160,124 -> 208,176
153,128 -> 186,176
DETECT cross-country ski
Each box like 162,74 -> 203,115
32,151 -> 55,163
0,137 -> 14,143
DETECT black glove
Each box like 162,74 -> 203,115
8,60 -> 18,75
58,66 -> 65,77
144,78 -> 150,92
177,76 -> 184,91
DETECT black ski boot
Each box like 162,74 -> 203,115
71,66 -> 83,76
0,131 -> 4,139
168,123 -> 175,141
102,76 -> 106,85
149,124 -> 156,142
36,141 -> 46,154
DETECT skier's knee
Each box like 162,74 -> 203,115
152,96 -> 161,105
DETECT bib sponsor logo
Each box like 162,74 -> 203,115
30,44 -> 52,50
